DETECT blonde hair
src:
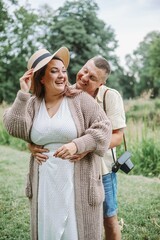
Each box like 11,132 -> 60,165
92,56 -> 111,83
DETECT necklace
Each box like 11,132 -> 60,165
46,105 -> 55,110
46,103 -> 59,110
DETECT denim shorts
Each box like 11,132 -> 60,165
102,172 -> 118,217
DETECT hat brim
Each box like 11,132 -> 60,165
32,46 -> 70,73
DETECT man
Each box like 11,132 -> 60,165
75,56 -> 126,240
29,56 -> 126,240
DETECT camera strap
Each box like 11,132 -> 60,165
103,89 -> 127,163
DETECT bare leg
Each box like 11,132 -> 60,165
104,215 -> 121,240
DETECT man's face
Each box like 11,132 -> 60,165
76,59 -> 106,97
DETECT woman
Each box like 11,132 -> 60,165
3,46 -> 112,240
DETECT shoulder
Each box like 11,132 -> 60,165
68,91 -> 101,116
16,91 -> 41,114
100,86 -> 123,104
97,85 -> 123,103
101,86 -> 126,128
16,90 -> 37,103
75,91 -> 98,105
79,91 -> 94,99
101,85 -> 122,98
70,90 -> 92,100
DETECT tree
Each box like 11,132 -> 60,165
0,0 -> 124,103
126,31 -> 160,98
0,0 -> 13,102
0,1 -> 39,103
38,0 -> 119,82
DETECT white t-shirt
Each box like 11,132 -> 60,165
95,85 -> 126,174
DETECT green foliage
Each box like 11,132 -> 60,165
126,31 -> 160,98
130,138 -> 160,177
0,122 -> 27,151
0,105 -> 27,150
0,1 -> 39,103
155,98 -> 160,109
0,0 -> 10,32
0,0 -> 119,102
107,68 -> 136,99
116,98 -> 160,177
0,0 -> 159,101
116,135 -> 160,178
39,0 -> 118,83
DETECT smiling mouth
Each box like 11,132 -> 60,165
80,81 -> 87,86
79,80 -> 87,86
55,81 -> 65,85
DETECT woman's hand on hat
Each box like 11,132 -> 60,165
19,69 -> 34,93
54,142 -> 77,160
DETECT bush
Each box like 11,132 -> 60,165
0,123 -> 27,151
118,138 -> 160,177
131,138 -> 160,177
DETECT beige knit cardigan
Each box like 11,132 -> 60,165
3,90 -> 112,240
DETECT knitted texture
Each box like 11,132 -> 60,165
3,90 -> 112,240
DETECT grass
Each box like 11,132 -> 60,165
0,145 -> 30,240
118,175 -> 160,239
0,145 -> 160,240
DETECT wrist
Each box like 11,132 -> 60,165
72,142 -> 77,154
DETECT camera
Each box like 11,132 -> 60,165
112,151 -> 134,174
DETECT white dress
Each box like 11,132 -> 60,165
30,97 -> 78,240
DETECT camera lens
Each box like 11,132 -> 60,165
112,164 -> 119,173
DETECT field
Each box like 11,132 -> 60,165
0,145 -> 160,240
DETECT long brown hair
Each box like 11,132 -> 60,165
31,59 -> 81,98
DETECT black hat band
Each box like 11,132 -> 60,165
31,53 -> 51,68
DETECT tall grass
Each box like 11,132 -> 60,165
122,119 -> 160,177
117,98 -> 160,177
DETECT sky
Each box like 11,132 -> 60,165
19,0 -> 160,67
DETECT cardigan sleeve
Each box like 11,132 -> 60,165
3,90 -> 34,142
72,92 -> 112,157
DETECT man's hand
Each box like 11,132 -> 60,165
69,152 -> 89,162
28,143 -> 49,165
54,142 -> 77,159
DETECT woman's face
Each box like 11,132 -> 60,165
41,59 -> 68,95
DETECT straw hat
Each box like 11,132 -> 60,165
27,46 -> 70,73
